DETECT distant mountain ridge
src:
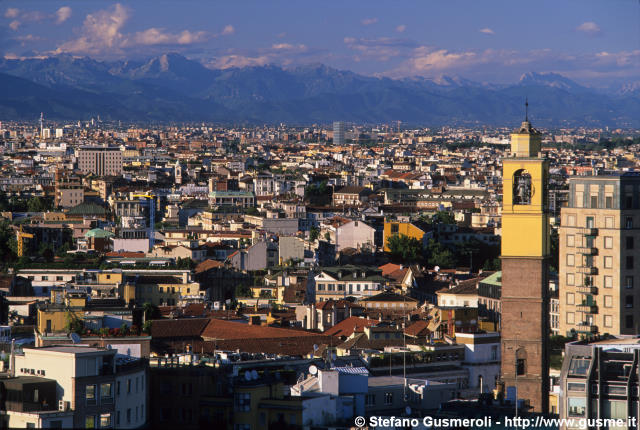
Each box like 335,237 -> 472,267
0,53 -> 638,126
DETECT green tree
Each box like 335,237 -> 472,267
309,226 -> 319,242
65,312 -> 84,334
426,238 -> 456,268
324,232 -> 331,242
386,234 -> 423,263
235,283 -> 252,298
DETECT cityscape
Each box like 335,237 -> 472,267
1,1 -> 640,430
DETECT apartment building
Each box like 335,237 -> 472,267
13,345 -> 146,429
559,173 -> 640,337
559,336 -> 640,429
77,146 -> 123,177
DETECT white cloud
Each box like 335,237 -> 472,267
9,20 -> 19,31
344,36 -> 418,62
576,21 -> 601,36
479,28 -> 494,35
53,3 -> 214,56
4,8 -> 19,19
210,54 -> 270,69
396,25 -> 406,33
221,25 -> 234,35
129,28 -> 210,46
361,17 -> 378,26
55,3 -> 129,55
271,43 -> 307,51
55,6 -> 72,24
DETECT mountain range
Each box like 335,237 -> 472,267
0,53 -> 639,127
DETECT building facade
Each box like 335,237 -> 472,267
77,146 -> 123,177
559,173 -> 640,337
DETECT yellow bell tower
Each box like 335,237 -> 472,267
501,111 -> 550,414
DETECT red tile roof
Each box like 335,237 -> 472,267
323,316 -> 378,338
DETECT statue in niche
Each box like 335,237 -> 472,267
513,169 -> 532,205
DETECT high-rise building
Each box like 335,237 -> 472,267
559,173 -> 640,337
500,118 -> 550,413
77,146 -> 123,177
333,121 -> 345,146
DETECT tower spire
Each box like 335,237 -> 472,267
525,97 -> 529,122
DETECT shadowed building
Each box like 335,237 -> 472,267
500,114 -> 550,413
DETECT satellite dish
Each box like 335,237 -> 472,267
331,353 -> 337,361
434,266 -> 440,272
251,370 -> 258,380
244,370 -> 251,381
313,344 -> 318,351
309,365 -> 318,375
405,406 -> 412,415
106,344 -> 112,350
70,333 -> 81,344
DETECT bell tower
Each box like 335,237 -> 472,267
500,107 -> 550,414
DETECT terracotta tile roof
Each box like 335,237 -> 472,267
379,263 -> 401,277
404,320 -> 430,338
201,318 -> 324,341
150,318 -> 210,338
323,316 -> 377,338
195,259 -> 225,273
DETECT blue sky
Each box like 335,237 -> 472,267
2,0 -> 639,86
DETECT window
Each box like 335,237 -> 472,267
626,296 -> 633,308
100,383 -> 113,404
604,276 -> 613,288
626,217 -> 634,229
234,392 -> 251,412
586,217 -> 595,229
100,414 -> 111,428
566,254 -> 575,266
626,315 -> 634,329
126,409 -> 131,424
117,411 -> 120,425
517,359 -> 526,375
626,276 -> 634,289
127,379 -> 131,394
627,237 -> 635,250
567,312 -> 575,324
604,296 -> 613,308
384,392 -> 393,405
567,383 -> 586,392
491,345 -> 498,360
604,315 -> 613,328
566,293 -> 575,305
604,400 -> 626,420
628,256 -> 635,270
85,416 -> 96,429
605,196 -> 613,208
86,385 -> 97,406
568,357 -> 591,376
604,256 -> 613,269
391,223 -> 399,234
567,273 -> 575,286
365,394 -> 376,406
568,397 -> 586,417
604,236 -> 613,249
591,195 -> 598,208
567,234 -> 575,247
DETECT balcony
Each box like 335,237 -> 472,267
577,303 -> 599,314
576,285 -> 598,295
577,246 -> 598,256
580,228 -> 598,236
577,266 -> 598,275
577,322 -> 598,333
